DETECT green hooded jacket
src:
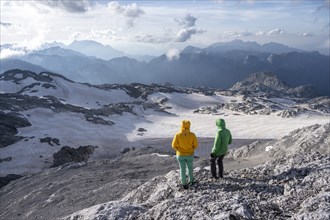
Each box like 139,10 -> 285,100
211,119 -> 232,156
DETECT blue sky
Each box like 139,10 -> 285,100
0,0 -> 329,56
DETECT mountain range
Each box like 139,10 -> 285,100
1,40 -> 329,95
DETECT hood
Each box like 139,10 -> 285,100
180,120 -> 191,132
216,118 -> 226,129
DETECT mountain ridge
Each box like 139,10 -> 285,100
1,40 -> 329,95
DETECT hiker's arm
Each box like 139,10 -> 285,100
212,131 -> 221,154
193,134 -> 198,150
172,134 -> 179,150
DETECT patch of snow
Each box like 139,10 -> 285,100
20,76 -> 135,108
265,146 -> 274,152
269,97 -> 297,105
14,73 -> 24,79
151,153 -> 169,157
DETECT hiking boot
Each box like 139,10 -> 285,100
182,184 -> 189,190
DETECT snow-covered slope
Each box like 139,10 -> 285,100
0,69 -> 135,108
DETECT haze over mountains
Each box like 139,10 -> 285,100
1,40 -> 329,95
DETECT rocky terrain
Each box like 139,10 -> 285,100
0,124 -> 329,220
226,123 -> 330,160
0,147 -> 179,220
65,152 -> 329,220
194,72 -> 329,117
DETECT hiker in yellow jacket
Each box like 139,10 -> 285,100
172,120 -> 198,189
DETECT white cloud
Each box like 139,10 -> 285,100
267,28 -> 285,36
175,14 -> 197,28
175,27 -> 206,42
68,29 -> 119,41
0,48 -> 26,59
134,14 -> 205,43
90,29 -> 118,40
38,0 -> 92,13
256,31 -> 266,36
223,31 -> 252,38
69,32 -> 84,41
107,1 -> 144,28
135,34 -> 171,43
166,48 -> 180,61
174,14 -> 206,42
108,2 -> 144,18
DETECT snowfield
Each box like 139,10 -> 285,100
1,91 -> 328,175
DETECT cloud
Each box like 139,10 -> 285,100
38,0 -> 92,13
108,1 -> 144,28
175,14 -> 197,28
174,14 -> 206,42
255,31 -> 266,36
68,29 -> 119,41
223,31 -> 252,38
174,27 -> 206,42
69,31 -> 84,41
135,14 -> 205,43
267,28 -> 284,36
166,48 -> 180,61
0,48 -> 26,59
135,34 -> 172,43
90,29 -> 117,40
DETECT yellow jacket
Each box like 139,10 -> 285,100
172,120 -> 198,156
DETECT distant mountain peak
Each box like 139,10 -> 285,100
181,45 -> 202,54
70,40 -> 105,47
206,40 -> 303,54
35,46 -> 86,57
67,40 -> 125,60
230,71 -> 319,98
230,71 -> 290,92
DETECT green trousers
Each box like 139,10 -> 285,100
176,155 -> 194,185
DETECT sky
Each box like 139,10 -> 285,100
0,0 -> 329,56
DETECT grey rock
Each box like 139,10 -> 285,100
40,137 -> 60,146
0,157 -> 12,163
51,145 -> 97,167
0,111 -> 31,148
0,174 -> 22,189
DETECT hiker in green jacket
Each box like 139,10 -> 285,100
210,118 -> 232,179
